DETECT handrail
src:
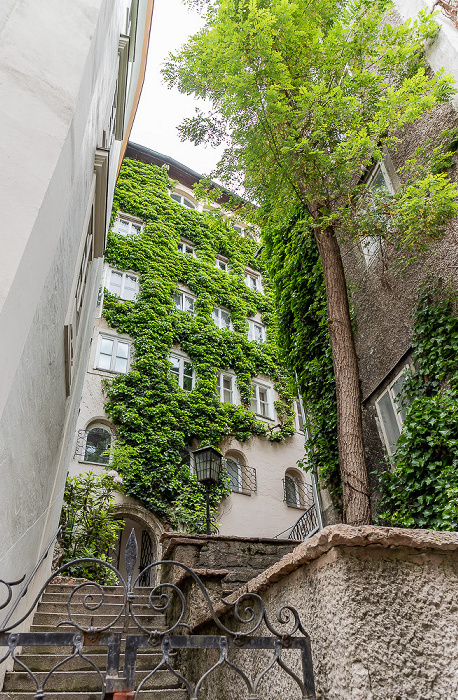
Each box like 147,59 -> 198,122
273,503 -> 319,541
0,524 -> 62,630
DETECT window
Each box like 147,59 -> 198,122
375,367 -> 410,456
295,401 -> 305,433
177,239 -> 196,256
83,425 -> 112,464
251,382 -> 272,419
170,354 -> 195,391
233,224 -> 244,235
361,162 -> 395,265
247,319 -> 265,343
233,224 -> 256,241
225,456 -> 257,494
212,307 -> 232,330
108,269 -> 138,301
245,271 -> 261,292
215,257 -> 229,272
75,213 -> 93,331
283,470 -> 313,509
113,215 -> 143,237
96,335 -> 130,373
173,290 -> 196,315
170,192 -> 196,209
217,372 -> 235,403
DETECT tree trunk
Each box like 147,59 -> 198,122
314,225 -> 371,525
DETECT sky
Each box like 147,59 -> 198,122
130,0 -> 224,177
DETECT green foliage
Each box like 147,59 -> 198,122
262,206 -> 340,501
102,159 -> 296,532
59,471 -> 123,585
378,280 -> 458,529
164,0 -> 457,257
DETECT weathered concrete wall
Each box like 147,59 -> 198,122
172,526 -> 458,700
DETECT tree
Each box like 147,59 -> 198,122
164,0 -> 458,525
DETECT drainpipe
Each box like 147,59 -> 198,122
295,371 -> 324,530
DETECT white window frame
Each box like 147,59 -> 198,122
113,212 -> 143,237
169,353 -> 195,391
375,366 -> 410,456
212,307 -> 232,330
284,473 -> 305,508
361,161 -> 396,265
247,319 -> 265,343
251,381 -> 273,420
215,256 -> 229,273
95,334 -> 131,374
170,192 -> 197,210
107,267 -> 139,301
81,423 -> 114,465
173,289 -> 196,315
217,372 -> 236,404
245,270 -> 262,293
177,238 -> 196,257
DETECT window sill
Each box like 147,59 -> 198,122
230,489 -> 252,497
285,503 -> 307,510
78,460 -> 111,467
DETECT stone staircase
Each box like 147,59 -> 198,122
0,583 -> 187,700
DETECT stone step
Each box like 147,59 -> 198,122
14,653 -> 168,672
36,603 -> 158,617
17,643 -> 164,656
41,593 -> 156,605
32,612 -> 165,627
3,670 -> 181,692
0,691 -> 187,700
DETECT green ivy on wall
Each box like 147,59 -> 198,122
262,206 -> 341,505
377,278 -> 458,529
102,159 -> 296,533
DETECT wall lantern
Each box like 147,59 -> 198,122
193,446 -> 223,534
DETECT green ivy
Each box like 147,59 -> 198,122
377,279 -> 458,529
262,205 -> 341,504
102,159 -> 296,533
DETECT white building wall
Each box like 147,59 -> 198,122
0,0 -> 153,635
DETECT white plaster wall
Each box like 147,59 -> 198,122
217,433 -> 312,539
0,0 -> 150,635
395,0 -> 458,110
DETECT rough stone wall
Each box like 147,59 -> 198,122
172,526 -> 458,700
160,533 -> 297,597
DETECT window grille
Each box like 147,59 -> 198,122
283,476 -> 314,509
225,458 -> 257,494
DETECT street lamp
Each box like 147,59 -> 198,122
193,446 -> 223,535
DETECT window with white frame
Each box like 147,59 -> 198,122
283,471 -> 311,509
170,192 -> 196,209
294,401 -> 305,433
217,372 -> 235,404
233,224 -> 256,241
113,214 -> 143,237
361,162 -> 395,265
245,271 -> 261,292
225,456 -> 256,494
212,307 -> 232,330
375,366 -> 410,456
177,239 -> 196,256
108,269 -> 138,301
75,213 -> 93,331
247,319 -> 265,343
169,354 -> 195,391
173,290 -> 196,315
83,424 -> 113,464
96,335 -> 130,374
215,257 -> 229,272
250,382 -> 272,419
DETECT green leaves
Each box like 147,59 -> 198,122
101,159 -> 295,532
377,280 -> 458,530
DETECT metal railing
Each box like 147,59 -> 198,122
0,529 -> 317,699
0,524 -> 62,630
288,504 -> 320,541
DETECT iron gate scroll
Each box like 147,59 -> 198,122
0,529 -> 316,699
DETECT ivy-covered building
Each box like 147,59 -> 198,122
69,143 -> 319,571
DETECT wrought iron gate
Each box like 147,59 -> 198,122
0,530 -> 316,699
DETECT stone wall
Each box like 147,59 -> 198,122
169,526 -> 458,700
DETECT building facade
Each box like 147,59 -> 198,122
68,144 -> 319,564
0,0 -> 154,630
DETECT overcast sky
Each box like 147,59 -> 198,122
130,0 -> 224,176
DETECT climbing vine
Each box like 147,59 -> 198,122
378,278 -> 458,529
262,205 -> 341,504
102,159 -> 296,533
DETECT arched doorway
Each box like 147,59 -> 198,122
112,504 -> 165,587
